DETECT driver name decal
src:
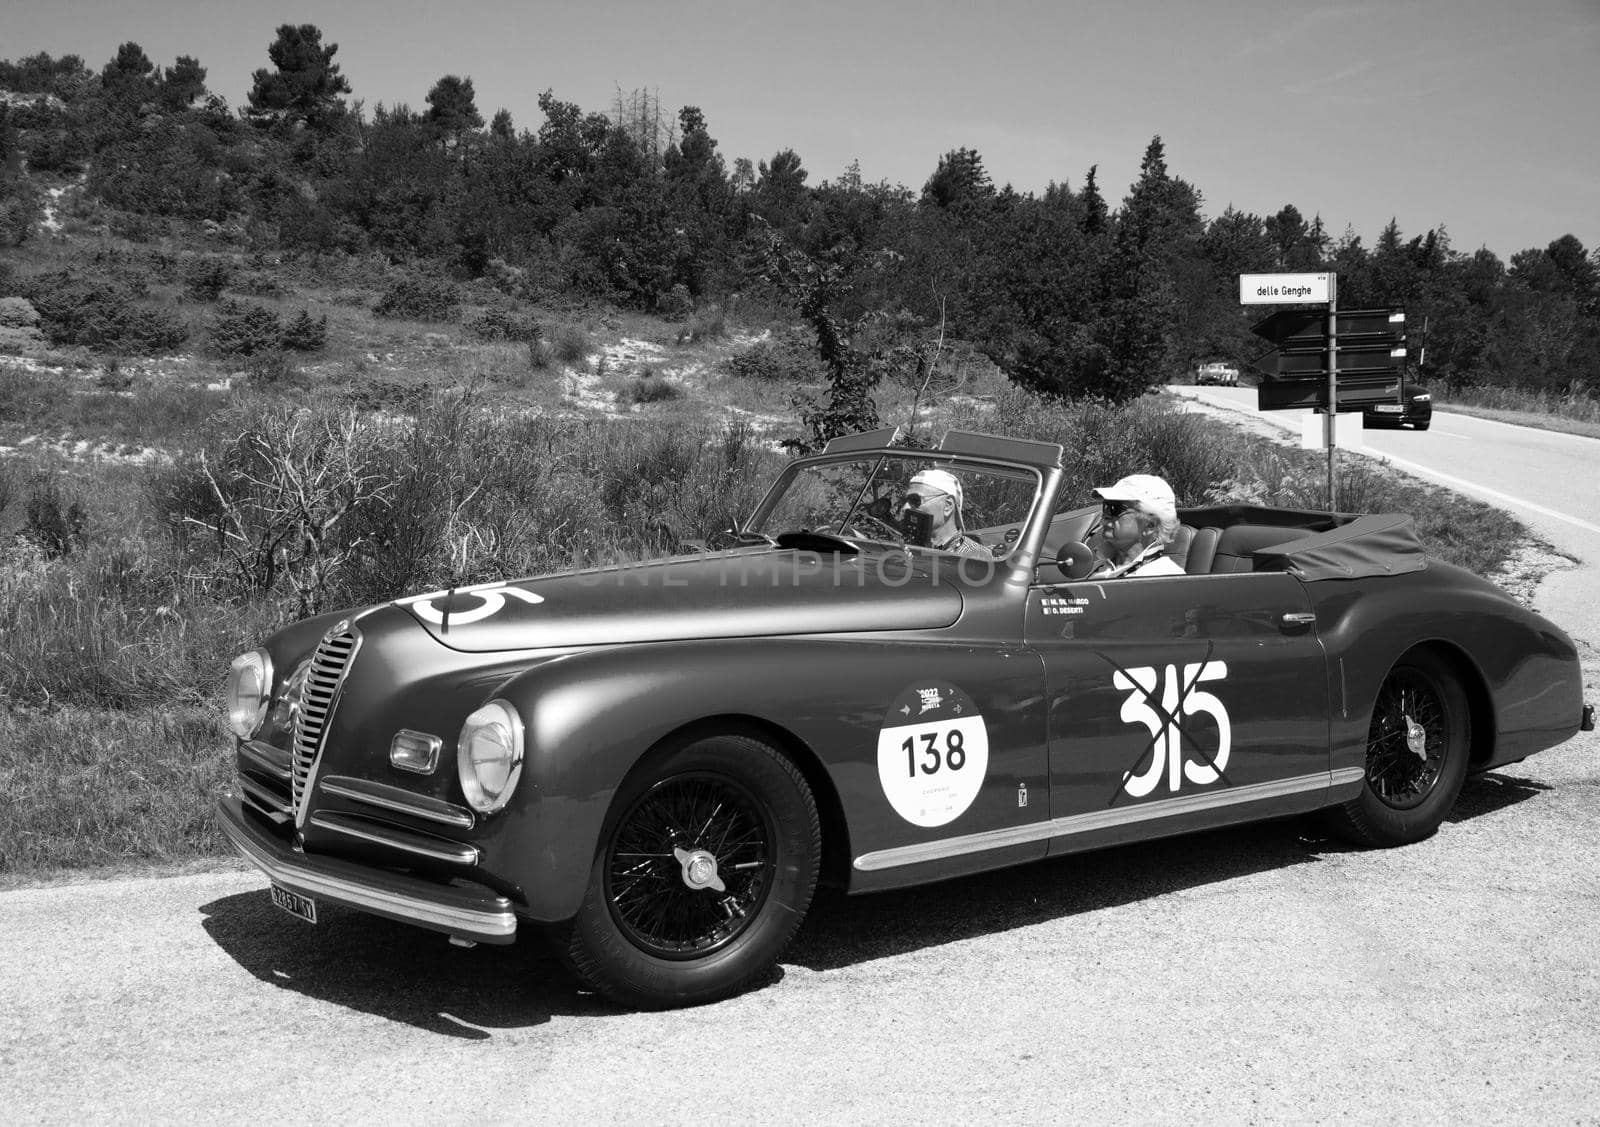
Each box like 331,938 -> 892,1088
876,681 -> 989,827
1114,660 -> 1232,798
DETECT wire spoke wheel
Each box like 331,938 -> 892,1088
605,773 -> 775,959
555,733 -> 820,1009
1365,669 -> 1449,810
1327,650 -> 1470,848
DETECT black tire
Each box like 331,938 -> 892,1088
1326,650 -> 1470,847
552,733 -> 820,1009
1414,420 -> 1431,431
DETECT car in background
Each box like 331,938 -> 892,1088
1196,362 -> 1239,386
1364,381 -> 1433,430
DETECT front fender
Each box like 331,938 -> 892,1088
473,633 -> 1047,921
479,640 -> 842,921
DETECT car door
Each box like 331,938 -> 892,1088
1024,569 -> 1332,855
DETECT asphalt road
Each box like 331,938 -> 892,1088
3,401 -> 1597,1124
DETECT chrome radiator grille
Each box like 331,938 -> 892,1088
290,624 -> 360,823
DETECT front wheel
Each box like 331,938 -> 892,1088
552,733 -> 820,1009
1325,650 -> 1469,847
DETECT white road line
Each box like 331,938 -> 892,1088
1167,387 -> 1600,537
1360,451 -> 1600,536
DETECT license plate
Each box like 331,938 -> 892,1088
1374,404 -> 1403,413
271,883 -> 318,924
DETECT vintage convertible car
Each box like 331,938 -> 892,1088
217,428 -> 1593,1009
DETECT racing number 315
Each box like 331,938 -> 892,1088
902,728 -> 966,776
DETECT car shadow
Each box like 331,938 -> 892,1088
1447,771 -> 1549,823
198,769 -> 1549,1028
198,893 -> 616,1037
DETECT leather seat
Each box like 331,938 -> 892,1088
1184,526 -> 1221,574
1207,524 -> 1313,574
1163,524 -> 1196,570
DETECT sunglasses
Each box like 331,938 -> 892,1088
1101,501 -> 1137,520
902,492 -> 948,509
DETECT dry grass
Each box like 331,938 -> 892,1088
0,706 -> 232,874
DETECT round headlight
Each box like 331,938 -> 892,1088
225,649 -> 274,739
457,700 -> 525,814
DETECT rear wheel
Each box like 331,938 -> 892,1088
1326,650 -> 1469,847
552,733 -> 820,1009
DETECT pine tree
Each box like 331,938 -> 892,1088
425,74 -> 483,160
245,24 -> 352,132
921,147 -> 994,214
1080,164 -> 1107,235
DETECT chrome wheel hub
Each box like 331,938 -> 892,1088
1404,713 -> 1427,760
674,847 -> 726,893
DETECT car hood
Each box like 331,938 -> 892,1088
390,547 -> 966,652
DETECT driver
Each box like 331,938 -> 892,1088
1090,473 -> 1184,578
898,469 -> 989,558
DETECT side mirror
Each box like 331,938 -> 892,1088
1055,541 -> 1098,580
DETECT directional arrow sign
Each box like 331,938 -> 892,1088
1250,306 -> 1407,386
1271,344 -> 1408,378
1252,308 -> 1406,348
1257,377 -> 1403,412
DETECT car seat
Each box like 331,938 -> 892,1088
1207,524 -> 1314,573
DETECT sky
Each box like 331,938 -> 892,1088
4,0 -> 1597,260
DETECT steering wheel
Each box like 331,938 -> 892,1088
840,509 -> 906,543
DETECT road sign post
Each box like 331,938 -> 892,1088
1325,277 -> 1338,510
1243,274 -> 1408,508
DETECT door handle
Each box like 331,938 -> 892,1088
1280,611 -> 1317,632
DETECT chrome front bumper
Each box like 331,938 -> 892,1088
216,788 -> 518,945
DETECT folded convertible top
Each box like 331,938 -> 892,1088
1253,513 -> 1427,581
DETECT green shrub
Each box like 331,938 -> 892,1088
527,338 -> 558,371
0,184 -> 41,247
23,474 -> 86,557
549,323 -> 591,364
182,256 -> 233,302
245,350 -> 305,388
108,211 -> 165,242
628,372 -> 683,404
657,283 -> 694,319
467,307 -> 542,343
0,460 -> 17,518
676,307 -> 727,345
26,272 -> 188,354
372,275 -> 460,321
230,270 -> 284,298
208,299 -> 282,357
724,331 -> 823,383
279,309 -> 328,352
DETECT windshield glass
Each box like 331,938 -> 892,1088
749,453 -> 1041,559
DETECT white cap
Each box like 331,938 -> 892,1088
1093,473 -> 1177,523
909,468 -> 963,511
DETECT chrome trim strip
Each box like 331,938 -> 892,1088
320,776 -> 474,829
1330,765 -> 1366,788
240,739 -> 292,782
854,769 -> 1358,872
239,777 -> 291,823
219,806 -> 514,942
292,627 -> 362,829
308,811 -> 479,865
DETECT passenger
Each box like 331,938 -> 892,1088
899,468 -> 990,559
1091,473 -> 1185,578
